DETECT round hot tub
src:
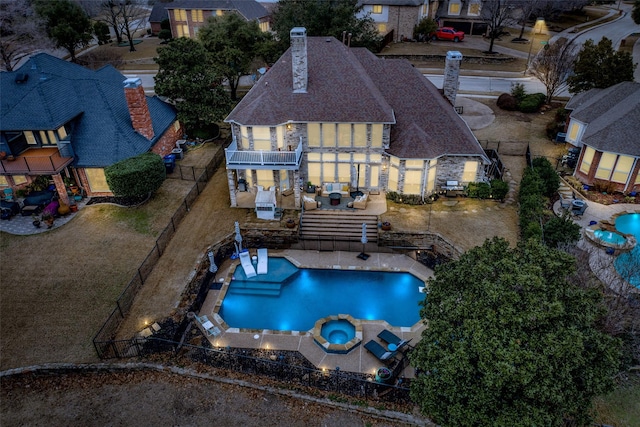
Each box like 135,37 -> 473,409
594,229 -> 627,246
312,314 -> 362,354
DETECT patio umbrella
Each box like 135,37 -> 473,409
207,250 -> 218,274
358,223 -> 370,260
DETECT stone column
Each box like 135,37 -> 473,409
52,173 -> 70,206
293,170 -> 301,209
443,51 -> 463,106
227,170 -> 237,207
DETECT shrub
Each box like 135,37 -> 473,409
592,179 -> 618,194
497,93 -> 518,111
93,21 -> 111,45
510,82 -> 527,101
105,152 -> 165,198
546,108 -> 568,139
532,157 -> 560,198
543,213 -> 581,247
522,220 -> 543,241
490,179 -> 509,200
518,93 -> 546,113
385,191 -> 428,205
158,29 -> 172,43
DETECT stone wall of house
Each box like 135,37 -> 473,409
387,6 -> 420,42
436,155 -> 485,189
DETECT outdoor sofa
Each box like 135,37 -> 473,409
321,182 -> 349,197
302,195 -> 320,210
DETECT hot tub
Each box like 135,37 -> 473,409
312,314 -> 362,354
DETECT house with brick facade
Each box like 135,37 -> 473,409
357,1 -> 435,42
0,53 -> 182,204
166,0 -> 270,39
566,81 -> 640,194
224,28 -> 489,209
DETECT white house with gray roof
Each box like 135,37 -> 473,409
224,27 -> 489,209
566,81 -> 640,195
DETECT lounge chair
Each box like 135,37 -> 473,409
257,248 -> 268,274
198,315 -> 221,337
377,329 -> 413,351
364,339 -> 397,362
239,251 -> 257,278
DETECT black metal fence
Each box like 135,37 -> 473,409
92,141 -> 228,358
102,336 -> 412,403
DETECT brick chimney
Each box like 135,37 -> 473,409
290,27 -> 308,93
443,51 -> 463,106
123,77 -> 154,140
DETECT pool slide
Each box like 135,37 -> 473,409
257,248 -> 268,274
239,251 -> 257,278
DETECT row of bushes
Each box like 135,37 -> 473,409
518,157 -> 580,247
386,191 -> 432,205
466,180 -> 509,200
497,83 -> 547,113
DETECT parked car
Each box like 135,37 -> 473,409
431,27 -> 465,42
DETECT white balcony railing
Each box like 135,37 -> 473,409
225,137 -> 303,170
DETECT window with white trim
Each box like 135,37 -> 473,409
468,0 -> 481,16
462,161 -> 478,182
174,9 -> 187,21
611,155 -> 634,183
448,0 -> 461,15
191,9 -> 203,22
24,131 -> 36,145
372,5 -> 383,14
176,24 -> 189,38
595,152 -> 616,180
580,146 -> 595,174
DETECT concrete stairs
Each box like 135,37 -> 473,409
300,210 -> 378,242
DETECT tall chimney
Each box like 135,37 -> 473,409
290,27 -> 308,93
123,77 -> 155,140
443,51 -> 463,106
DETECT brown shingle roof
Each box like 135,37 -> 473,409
226,36 -> 487,161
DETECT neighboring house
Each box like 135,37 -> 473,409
224,28 -> 489,209
149,1 -> 171,36
357,1 -> 434,42
0,53 -> 182,203
166,0 -> 270,39
565,81 -> 640,194
434,0 -> 486,35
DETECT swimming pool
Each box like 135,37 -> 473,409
219,258 -> 426,331
594,229 -> 627,246
614,213 -> 640,288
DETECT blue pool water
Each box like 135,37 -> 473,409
220,258 -> 425,331
614,213 -> 640,288
594,229 -> 627,246
321,319 -> 355,344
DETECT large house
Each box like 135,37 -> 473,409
0,54 -> 182,204
165,0 -> 270,39
224,28 -> 489,209
358,1 -> 435,42
565,81 -> 640,194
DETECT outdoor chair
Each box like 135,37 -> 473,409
364,339 -> 397,362
377,329 -> 413,351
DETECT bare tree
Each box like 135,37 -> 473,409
0,0 -> 52,71
98,0 -> 123,44
481,0 -> 519,54
118,0 -> 148,52
516,0 -> 540,40
529,37 -> 577,103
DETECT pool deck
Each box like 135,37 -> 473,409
199,249 -> 433,378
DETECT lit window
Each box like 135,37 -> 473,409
191,9 -> 203,22
174,9 -> 187,21
57,126 -> 67,139
611,155 -> 634,183
0,176 -> 8,186
252,126 -> 271,150
372,5 -> 382,14
595,152 -> 617,180
404,170 -> 422,194
462,161 -> 478,182
13,175 -> 28,185
308,123 -> 320,147
568,122 -> 581,141
468,1 -> 481,16
216,10 -> 223,16
378,23 -> 387,33
24,131 -> 36,145
259,21 -> 269,32
580,146 -> 594,174
177,25 -> 189,38
448,0 -> 461,15
353,124 -> 366,147
85,168 -> 110,192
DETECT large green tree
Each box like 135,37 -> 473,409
198,13 -> 273,101
35,0 -> 92,63
271,0 -> 381,53
633,0 -> 640,25
410,238 -> 620,427
567,37 -> 636,94
154,37 -> 231,132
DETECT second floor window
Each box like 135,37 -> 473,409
174,9 -> 187,21
372,5 -> 382,14
191,9 -> 203,22
448,0 -> 461,15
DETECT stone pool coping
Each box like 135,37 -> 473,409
312,314 -> 362,354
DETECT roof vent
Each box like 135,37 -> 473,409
15,73 -> 29,84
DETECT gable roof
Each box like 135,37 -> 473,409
149,1 -> 170,23
566,82 -> 640,157
166,0 -> 268,20
226,36 -> 486,161
1,53 -> 177,168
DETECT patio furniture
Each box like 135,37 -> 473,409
302,195 -> 320,210
571,199 -> 587,217
351,193 -> 368,209
329,192 -> 341,206
364,339 -> 397,362
321,182 -> 349,197
239,251 -> 257,278
257,248 -> 268,275
377,329 -> 413,351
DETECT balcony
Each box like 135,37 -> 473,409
0,147 -> 74,175
225,138 -> 303,170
